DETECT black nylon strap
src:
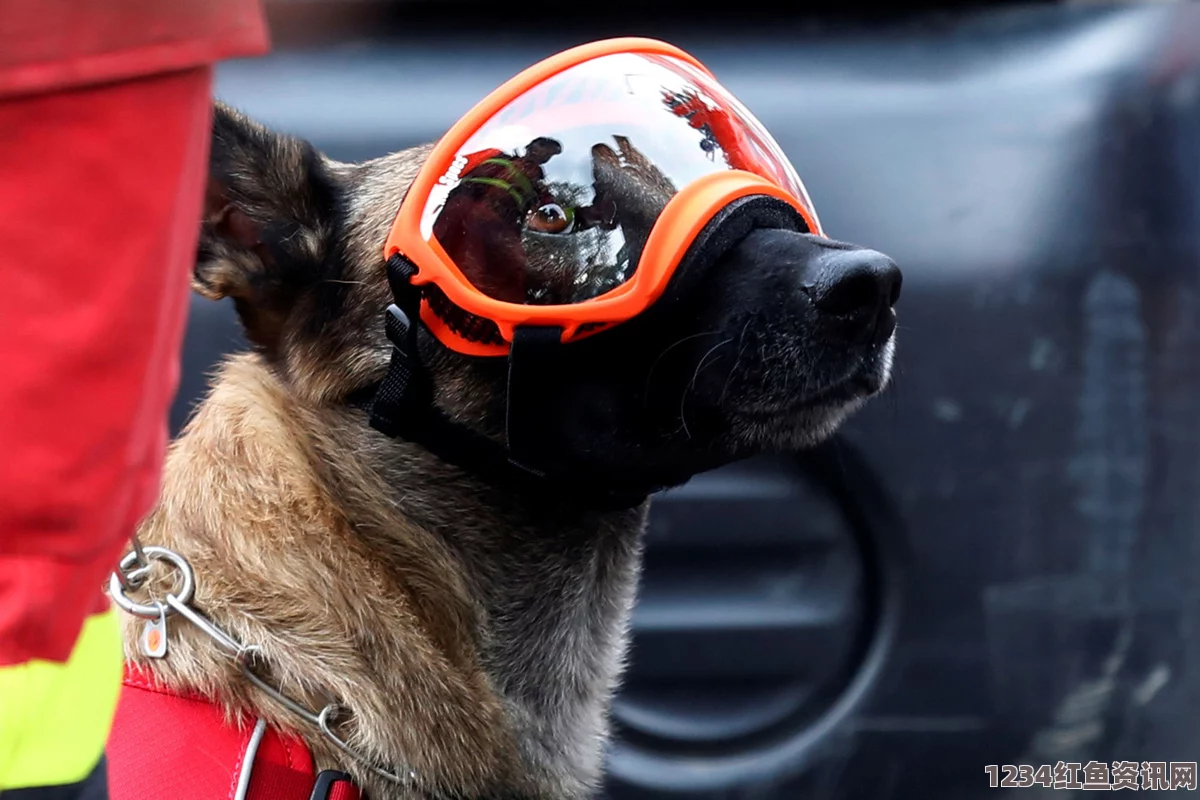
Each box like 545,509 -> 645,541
358,255 -> 651,510
360,372 -> 650,508
505,325 -> 565,468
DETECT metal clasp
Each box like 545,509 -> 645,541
112,534 -> 152,593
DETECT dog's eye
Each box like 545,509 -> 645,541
527,203 -> 574,235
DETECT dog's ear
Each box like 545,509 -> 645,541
196,102 -> 342,350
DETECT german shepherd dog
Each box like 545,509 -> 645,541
118,102 -> 901,799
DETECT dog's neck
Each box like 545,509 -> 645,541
122,353 -> 649,800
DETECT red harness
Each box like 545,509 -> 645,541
106,665 -> 363,800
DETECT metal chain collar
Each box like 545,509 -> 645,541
108,537 -> 417,787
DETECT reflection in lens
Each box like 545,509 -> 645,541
423,52 -> 817,307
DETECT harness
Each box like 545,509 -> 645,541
105,665 -> 362,800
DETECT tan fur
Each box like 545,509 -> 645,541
121,355 -> 530,797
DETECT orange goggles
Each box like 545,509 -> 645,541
384,37 -> 824,357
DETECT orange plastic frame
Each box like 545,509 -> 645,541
384,37 -> 824,357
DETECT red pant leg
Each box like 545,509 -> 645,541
0,68 -> 213,665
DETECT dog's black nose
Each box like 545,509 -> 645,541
811,248 -> 903,317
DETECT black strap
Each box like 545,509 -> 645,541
359,259 -> 546,482
504,325 -> 565,468
354,255 -> 654,511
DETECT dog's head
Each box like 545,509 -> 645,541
198,104 -> 900,492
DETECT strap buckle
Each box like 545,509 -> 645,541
369,302 -> 430,440
383,303 -> 412,352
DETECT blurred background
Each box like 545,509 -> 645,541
177,1 -> 1200,797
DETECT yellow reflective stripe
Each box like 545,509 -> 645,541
0,607 -> 122,791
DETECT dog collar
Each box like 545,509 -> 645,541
105,665 -> 362,800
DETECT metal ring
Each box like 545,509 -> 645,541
107,545 -> 196,618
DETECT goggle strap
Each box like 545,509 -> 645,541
505,325 -> 565,468
362,257 -> 658,510
364,258 -> 557,483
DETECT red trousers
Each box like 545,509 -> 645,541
0,68 -> 214,666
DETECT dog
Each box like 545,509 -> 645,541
116,101 -> 901,800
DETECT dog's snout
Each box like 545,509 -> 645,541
811,248 -> 902,317
698,228 -> 901,349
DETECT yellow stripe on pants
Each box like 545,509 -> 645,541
0,607 -> 123,791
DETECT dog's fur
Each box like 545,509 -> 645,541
118,103 -> 900,799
